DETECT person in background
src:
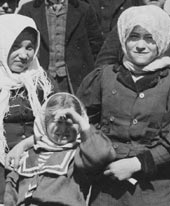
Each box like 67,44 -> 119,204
77,5 -> 170,206
5,92 -> 116,206
83,0 -> 141,39
0,14 -> 52,205
95,0 -> 168,67
18,0 -> 103,94
0,0 -> 19,15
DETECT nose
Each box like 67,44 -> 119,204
18,49 -> 28,62
136,39 -> 146,52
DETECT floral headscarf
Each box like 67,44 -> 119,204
0,14 -> 52,166
117,5 -> 170,73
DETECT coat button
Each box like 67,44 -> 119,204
139,93 -> 144,98
113,143 -> 118,149
110,116 -> 115,122
21,135 -> 26,139
132,119 -> 138,125
112,89 -> 117,95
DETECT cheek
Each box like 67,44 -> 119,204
148,44 -> 158,56
27,50 -> 35,62
125,41 -> 135,54
7,52 -> 16,66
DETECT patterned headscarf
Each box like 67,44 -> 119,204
117,5 -> 170,73
0,14 -> 52,166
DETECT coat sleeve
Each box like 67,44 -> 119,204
85,5 -> 104,60
77,67 -> 104,124
74,125 -> 116,174
4,171 -> 19,206
95,26 -> 123,67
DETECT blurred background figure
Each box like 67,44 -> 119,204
84,0 -> 141,39
18,0 -> 103,94
0,0 -> 19,15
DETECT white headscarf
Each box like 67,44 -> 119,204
34,92 -> 88,151
117,5 -> 170,73
0,14 -> 52,166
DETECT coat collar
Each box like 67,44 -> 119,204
116,65 -> 169,93
18,148 -> 76,177
32,0 -> 81,46
34,0 -> 79,7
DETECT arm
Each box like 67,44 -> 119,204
4,171 -> 19,206
75,125 -> 116,174
6,135 -> 34,171
95,26 -> 123,67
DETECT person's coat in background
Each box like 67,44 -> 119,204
84,0 -> 141,38
18,0 -> 103,93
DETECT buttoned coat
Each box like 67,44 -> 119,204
18,0 -> 103,93
77,64 -> 170,206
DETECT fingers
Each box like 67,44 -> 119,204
103,169 -> 112,176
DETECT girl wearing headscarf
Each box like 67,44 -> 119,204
4,92 -> 116,206
77,5 -> 170,206
0,14 -> 52,204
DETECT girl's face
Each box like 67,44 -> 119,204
142,0 -> 166,8
46,116 -> 79,146
125,26 -> 158,67
7,39 -> 35,73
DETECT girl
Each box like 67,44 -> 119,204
5,92 -> 116,206
77,5 -> 170,206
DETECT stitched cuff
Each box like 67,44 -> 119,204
137,150 -> 157,178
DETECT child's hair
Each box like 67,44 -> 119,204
44,92 -> 86,127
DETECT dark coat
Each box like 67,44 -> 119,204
77,64 -> 170,206
4,126 -> 116,206
18,0 -> 103,93
4,89 -> 35,149
85,0 -> 141,38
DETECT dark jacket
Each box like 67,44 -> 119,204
18,0 -> 103,93
5,126 -> 116,206
4,89 -> 35,149
77,64 -> 170,206
85,0 -> 141,38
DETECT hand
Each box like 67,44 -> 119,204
54,108 -> 90,132
5,135 -> 34,171
104,157 -> 141,181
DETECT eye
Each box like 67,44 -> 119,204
11,44 -> 20,51
26,44 -> 35,51
144,35 -> 156,44
127,33 -> 139,41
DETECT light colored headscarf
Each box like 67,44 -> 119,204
34,92 -> 88,151
0,14 -> 52,166
117,5 -> 170,73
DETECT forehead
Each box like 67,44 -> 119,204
131,26 -> 151,35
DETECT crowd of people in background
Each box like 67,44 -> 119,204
0,0 -> 170,206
